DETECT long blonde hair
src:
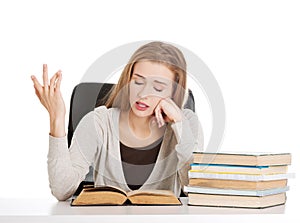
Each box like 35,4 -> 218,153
105,41 -> 187,110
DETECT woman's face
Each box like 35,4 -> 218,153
129,61 -> 175,118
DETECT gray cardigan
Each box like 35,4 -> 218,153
48,106 -> 203,201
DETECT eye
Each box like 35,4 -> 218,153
134,80 -> 144,85
154,87 -> 163,92
153,83 -> 166,92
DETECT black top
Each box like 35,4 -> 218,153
120,137 -> 163,190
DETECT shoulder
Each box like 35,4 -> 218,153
77,106 -> 111,125
92,106 -> 120,123
94,105 -> 109,115
75,106 -> 119,136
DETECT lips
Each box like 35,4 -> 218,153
135,101 -> 149,111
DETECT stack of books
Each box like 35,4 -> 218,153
184,152 -> 292,208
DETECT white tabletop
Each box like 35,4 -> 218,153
0,197 -> 296,223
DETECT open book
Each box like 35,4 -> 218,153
71,185 -> 181,206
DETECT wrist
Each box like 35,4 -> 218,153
50,117 -> 66,137
173,114 -> 183,123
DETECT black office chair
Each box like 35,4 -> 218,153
67,82 -> 195,182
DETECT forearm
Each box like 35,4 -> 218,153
47,111 -> 101,201
171,110 -> 204,188
48,135 -> 89,201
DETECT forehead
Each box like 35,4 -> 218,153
132,61 -> 175,81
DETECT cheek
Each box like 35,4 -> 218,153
129,82 -> 140,104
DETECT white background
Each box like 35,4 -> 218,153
0,0 -> 299,221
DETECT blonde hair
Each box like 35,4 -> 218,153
105,41 -> 187,110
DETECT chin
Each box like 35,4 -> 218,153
131,107 -> 153,118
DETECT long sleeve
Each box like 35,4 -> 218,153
47,111 -> 101,201
171,109 -> 204,189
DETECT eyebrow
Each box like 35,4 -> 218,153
133,73 -> 168,86
133,73 -> 145,79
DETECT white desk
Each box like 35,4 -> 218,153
0,198 -> 296,223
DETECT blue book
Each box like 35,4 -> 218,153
190,163 -> 288,175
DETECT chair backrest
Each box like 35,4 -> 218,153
67,82 -> 195,181
67,83 -> 114,147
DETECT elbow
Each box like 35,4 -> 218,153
48,171 -> 80,201
49,182 -> 75,201
51,189 -> 73,201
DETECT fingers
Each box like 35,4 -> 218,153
164,97 -> 182,112
154,104 -> 165,128
31,65 -> 66,118
55,71 -> 62,90
157,97 -> 183,123
164,97 -> 174,104
31,75 -> 43,93
49,73 -> 55,93
31,75 -> 44,102
49,70 -> 62,93
31,65 -> 63,98
43,64 -> 49,92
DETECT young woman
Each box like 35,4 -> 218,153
31,41 -> 203,201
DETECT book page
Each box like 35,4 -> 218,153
72,185 -> 129,206
127,190 -> 181,205
127,189 -> 176,197
85,185 -> 127,196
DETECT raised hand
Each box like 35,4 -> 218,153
31,64 -> 66,137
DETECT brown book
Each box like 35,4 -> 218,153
193,152 -> 291,166
71,185 -> 181,206
189,178 -> 288,190
188,193 -> 286,208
